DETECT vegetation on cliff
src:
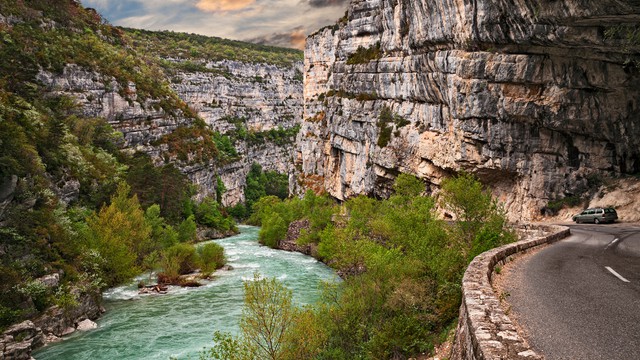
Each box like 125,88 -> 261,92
207,173 -> 515,359
124,28 -> 303,70
0,0 -> 244,329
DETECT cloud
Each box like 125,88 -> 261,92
81,0 -> 348,49
195,0 -> 255,12
306,0 -> 348,8
248,26 -> 307,49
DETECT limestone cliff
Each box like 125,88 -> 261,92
39,56 -> 303,205
296,0 -> 640,220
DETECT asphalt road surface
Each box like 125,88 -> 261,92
502,223 -> 640,360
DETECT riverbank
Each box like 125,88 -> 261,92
33,226 -> 336,360
1,290 -> 103,360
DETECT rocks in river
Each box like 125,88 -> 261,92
138,284 -> 169,295
0,291 -> 105,359
1,320 -> 45,360
76,319 -> 98,331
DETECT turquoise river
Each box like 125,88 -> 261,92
34,226 -> 337,359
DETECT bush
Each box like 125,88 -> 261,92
177,215 -> 198,242
259,214 -> 288,248
235,173 -> 514,358
159,243 -> 200,281
195,198 -> 237,232
346,42 -> 382,65
85,183 -> 152,287
199,243 -> 226,274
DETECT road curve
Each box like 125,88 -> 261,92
502,223 -> 640,360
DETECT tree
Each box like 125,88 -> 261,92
393,173 -> 424,197
85,182 -> 152,287
439,172 -> 515,259
202,274 -> 315,360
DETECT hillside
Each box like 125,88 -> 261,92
0,0 -> 302,346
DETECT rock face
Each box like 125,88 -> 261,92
296,0 -> 640,220
170,60 -> 303,205
38,59 -> 303,204
0,291 -> 102,359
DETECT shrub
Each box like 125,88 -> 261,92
85,183 -> 152,287
346,42 -> 382,65
259,214 -> 288,248
160,243 -> 199,281
177,215 -> 198,243
199,242 -> 226,274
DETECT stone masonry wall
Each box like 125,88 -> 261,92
450,226 -> 570,360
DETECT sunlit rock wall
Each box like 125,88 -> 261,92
296,0 -> 640,220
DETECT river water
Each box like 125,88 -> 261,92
34,226 -> 337,360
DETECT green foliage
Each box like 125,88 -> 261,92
17,280 -> 50,312
177,215 -> 198,243
145,205 -> 179,249
439,172 -> 516,260
198,242 -> 226,274
259,213 -> 288,248
241,173 -> 514,358
215,176 -> 227,204
244,163 -> 290,218
346,42 -> 382,65
124,28 -> 303,68
604,25 -> 640,69
248,190 -> 337,248
195,197 -> 237,233
227,203 -> 248,220
377,106 -> 410,148
126,153 -> 192,223
202,274 -> 319,360
52,284 -> 80,311
393,173 -> 425,197
212,132 -> 239,163
160,243 -> 200,279
85,183 -> 152,287
544,196 -> 583,216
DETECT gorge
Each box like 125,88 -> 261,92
295,0 -> 640,221
2,0 -> 640,359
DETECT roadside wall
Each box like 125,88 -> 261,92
450,226 -> 571,360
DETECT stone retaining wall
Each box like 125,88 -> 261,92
450,225 -> 571,360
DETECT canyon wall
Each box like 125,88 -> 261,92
296,0 -> 640,220
39,59 -> 303,205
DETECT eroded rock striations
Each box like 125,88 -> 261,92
39,59 -> 303,205
296,0 -> 640,220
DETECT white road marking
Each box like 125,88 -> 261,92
605,238 -> 620,250
605,266 -> 630,283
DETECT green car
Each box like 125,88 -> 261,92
572,207 -> 618,224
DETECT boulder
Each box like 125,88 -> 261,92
76,319 -> 97,331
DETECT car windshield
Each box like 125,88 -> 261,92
605,208 -> 616,213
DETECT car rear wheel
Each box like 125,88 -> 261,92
594,218 -> 600,224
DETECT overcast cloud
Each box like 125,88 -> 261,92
81,0 -> 348,49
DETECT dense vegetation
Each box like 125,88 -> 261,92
0,0 -> 238,329
227,163 -> 290,220
206,173 -> 515,359
124,28 -> 303,69
377,106 -> 411,147
346,42 -> 383,65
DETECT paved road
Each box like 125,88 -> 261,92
503,223 -> 640,360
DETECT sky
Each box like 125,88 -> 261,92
80,0 -> 349,49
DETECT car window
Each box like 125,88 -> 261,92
587,210 -> 595,215
605,208 -> 615,213
596,209 -> 604,214
581,210 -> 589,215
